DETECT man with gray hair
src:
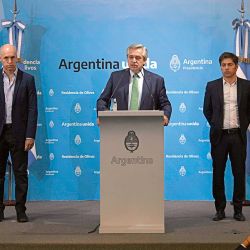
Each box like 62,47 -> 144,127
97,43 -> 172,125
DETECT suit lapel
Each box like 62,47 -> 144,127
217,78 -> 224,108
12,69 -> 22,106
123,69 -> 130,109
237,77 -> 242,106
140,70 -> 151,109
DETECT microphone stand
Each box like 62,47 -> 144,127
4,158 -> 16,206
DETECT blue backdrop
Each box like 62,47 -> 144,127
0,0 -> 248,201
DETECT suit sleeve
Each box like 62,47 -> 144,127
203,83 -> 212,125
96,73 -> 114,112
158,78 -> 172,119
26,75 -> 38,139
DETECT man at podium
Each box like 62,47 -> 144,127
97,43 -> 172,125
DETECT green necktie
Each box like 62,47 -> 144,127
130,74 -> 139,110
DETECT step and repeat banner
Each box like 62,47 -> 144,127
0,0 -> 249,200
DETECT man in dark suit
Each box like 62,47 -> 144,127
0,44 -> 38,222
203,52 -> 250,222
97,43 -> 172,124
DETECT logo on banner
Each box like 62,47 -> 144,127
49,120 -> 54,128
170,55 -> 181,72
49,153 -> 55,161
49,89 -> 54,96
206,152 -> 212,160
179,166 -> 186,176
74,103 -> 81,113
124,131 -> 139,153
179,134 -> 186,144
75,166 -> 82,176
74,135 -> 82,145
179,103 -> 187,113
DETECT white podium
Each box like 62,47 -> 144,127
99,110 -> 164,233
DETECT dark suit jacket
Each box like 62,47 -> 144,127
203,77 -> 250,145
0,69 -> 38,145
97,69 -> 172,119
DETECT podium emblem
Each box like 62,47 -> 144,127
124,131 -> 139,153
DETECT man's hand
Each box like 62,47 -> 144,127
97,118 -> 100,126
163,115 -> 169,126
24,138 -> 34,151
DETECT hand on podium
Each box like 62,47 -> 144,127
97,118 -> 100,126
163,115 -> 169,126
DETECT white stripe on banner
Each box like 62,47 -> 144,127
237,66 -> 247,79
244,28 -> 248,58
236,27 -> 240,56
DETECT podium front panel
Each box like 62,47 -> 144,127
99,111 -> 164,233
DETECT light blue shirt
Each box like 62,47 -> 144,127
3,68 -> 17,124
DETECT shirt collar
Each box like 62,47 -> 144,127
130,68 -> 144,78
2,67 -> 18,78
223,77 -> 237,86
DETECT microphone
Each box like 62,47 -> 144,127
140,70 -> 156,110
108,68 -> 129,109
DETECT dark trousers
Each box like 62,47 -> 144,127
0,125 -> 28,212
211,130 -> 246,213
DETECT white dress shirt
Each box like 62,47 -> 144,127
222,79 -> 240,129
3,68 -> 17,124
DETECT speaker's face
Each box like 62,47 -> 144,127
127,48 -> 146,74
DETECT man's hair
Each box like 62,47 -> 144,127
219,52 -> 238,65
126,44 -> 148,60
0,44 -> 17,56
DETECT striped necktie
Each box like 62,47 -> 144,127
130,74 -> 139,110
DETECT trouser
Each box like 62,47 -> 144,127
0,125 -> 28,212
211,130 -> 246,213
